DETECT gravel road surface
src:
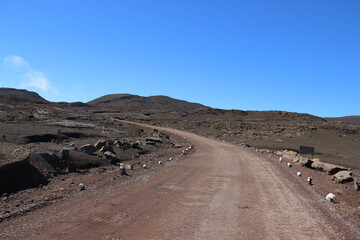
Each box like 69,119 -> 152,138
0,123 -> 358,240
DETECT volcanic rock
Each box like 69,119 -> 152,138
354,177 -> 360,191
94,139 -> 107,150
298,156 -> 312,168
99,146 -> 114,154
332,171 -> 353,183
311,159 -> 348,175
145,137 -> 162,143
80,144 -> 96,155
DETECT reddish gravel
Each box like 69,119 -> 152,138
0,123 -> 359,240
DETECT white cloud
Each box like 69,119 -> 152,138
21,70 -> 51,92
3,55 -> 58,94
4,55 -> 29,68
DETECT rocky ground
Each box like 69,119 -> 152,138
116,108 -> 360,169
0,98 -> 193,221
0,92 -> 359,237
0,123 -> 358,239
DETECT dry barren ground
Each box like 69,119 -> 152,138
0,123 -> 359,240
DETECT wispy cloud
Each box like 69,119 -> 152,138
21,71 -> 51,92
3,55 -> 57,93
4,55 -> 29,68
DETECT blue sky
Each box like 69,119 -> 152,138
0,0 -> 359,117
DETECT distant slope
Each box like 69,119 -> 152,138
175,108 -> 326,123
0,88 -> 47,103
325,116 -> 360,124
88,94 -> 206,111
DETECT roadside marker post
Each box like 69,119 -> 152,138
119,163 -> 126,176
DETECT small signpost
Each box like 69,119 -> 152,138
299,146 -> 315,159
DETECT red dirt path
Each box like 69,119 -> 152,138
0,123 -> 359,240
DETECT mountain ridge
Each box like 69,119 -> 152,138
0,88 -> 47,103
325,116 -> 360,124
0,88 -> 357,120
87,93 -> 206,111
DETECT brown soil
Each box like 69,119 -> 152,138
0,122 -> 359,239
0,92 -> 359,239
121,108 -> 360,169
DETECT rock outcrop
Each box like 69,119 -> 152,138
332,171 -> 353,183
80,144 -> 96,155
103,151 -> 118,163
145,137 -> 162,144
354,177 -> 360,191
311,159 -> 348,175
298,156 -> 312,167
94,139 -> 107,150
99,146 -> 114,154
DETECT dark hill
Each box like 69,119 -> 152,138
325,116 -> 360,124
87,94 -> 206,111
0,88 -> 47,103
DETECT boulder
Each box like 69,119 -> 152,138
10,148 -> 31,162
275,150 -> 297,156
131,141 -> 142,149
284,133 -> 294,138
27,152 -> 64,176
80,144 -> 96,155
298,156 -> 313,168
292,156 -> 301,163
60,149 -> 70,159
354,177 -> 360,191
103,151 -> 115,157
125,163 -> 133,170
94,139 -> 107,149
99,145 -> 114,153
115,140 -> 132,150
282,153 -> 298,162
0,154 -> 48,194
311,159 -> 347,175
145,137 -> 162,143
104,151 -> 118,163
65,143 -> 77,151
332,171 -> 353,183
67,150 -> 110,170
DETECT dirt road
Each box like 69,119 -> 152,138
0,124 -> 358,240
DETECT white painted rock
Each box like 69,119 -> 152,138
287,163 -> 292,168
307,177 -> 312,185
296,172 -> 302,177
158,161 -> 163,165
325,193 -> 336,202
